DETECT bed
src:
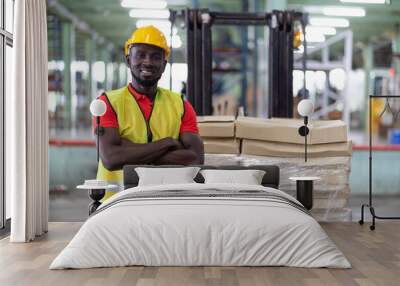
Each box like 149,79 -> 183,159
50,165 -> 350,269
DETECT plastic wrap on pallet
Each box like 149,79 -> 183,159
311,208 -> 352,222
285,187 -> 350,209
281,174 -> 349,191
241,155 -> 350,188
204,154 -> 242,166
240,155 -> 351,167
204,154 -> 352,221
240,155 -> 351,222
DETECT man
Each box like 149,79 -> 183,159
94,26 -> 204,199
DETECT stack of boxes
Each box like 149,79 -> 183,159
236,117 -> 351,158
197,116 -> 241,165
199,116 -> 353,222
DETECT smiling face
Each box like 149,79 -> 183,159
126,43 -> 167,88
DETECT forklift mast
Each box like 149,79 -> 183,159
183,9 -> 303,118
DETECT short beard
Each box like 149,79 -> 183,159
132,72 -> 161,87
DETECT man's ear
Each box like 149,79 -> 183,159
161,59 -> 167,73
125,54 -> 130,66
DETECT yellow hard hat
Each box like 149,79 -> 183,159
124,25 -> 170,59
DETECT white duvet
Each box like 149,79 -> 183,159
50,183 -> 350,269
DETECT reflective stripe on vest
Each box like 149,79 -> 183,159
96,85 -> 184,186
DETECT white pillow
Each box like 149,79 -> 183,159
135,167 -> 201,186
200,169 -> 266,185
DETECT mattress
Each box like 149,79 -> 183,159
50,183 -> 350,269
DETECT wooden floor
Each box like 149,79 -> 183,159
1,222 -> 399,286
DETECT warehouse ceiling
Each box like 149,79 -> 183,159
50,0 -> 400,52
51,0 -> 245,51
289,0 -> 400,44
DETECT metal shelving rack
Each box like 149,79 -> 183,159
359,95 -> 400,230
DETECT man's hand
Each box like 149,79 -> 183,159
161,137 -> 184,151
99,128 -> 180,170
154,133 -> 204,165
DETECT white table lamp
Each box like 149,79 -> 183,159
90,99 -> 107,162
298,99 -> 314,118
297,99 -> 314,162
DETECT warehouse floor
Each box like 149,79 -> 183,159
2,222 -> 400,286
348,195 -> 400,222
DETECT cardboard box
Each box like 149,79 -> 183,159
241,139 -> 352,158
197,116 -> 235,122
203,138 -> 240,154
197,116 -> 235,138
236,117 -> 348,144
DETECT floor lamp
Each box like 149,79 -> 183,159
78,99 -> 109,215
290,99 -> 317,210
359,95 -> 400,230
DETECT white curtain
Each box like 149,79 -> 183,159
7,0 -> 49,242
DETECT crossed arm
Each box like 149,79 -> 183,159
99,127 -> 204,171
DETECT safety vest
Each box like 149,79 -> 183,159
96,85 -> 184,200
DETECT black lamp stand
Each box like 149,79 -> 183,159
298,116 -> 309,162
88,116 -> 106,215
95,116 -> 104,162
359,95 -> 400,231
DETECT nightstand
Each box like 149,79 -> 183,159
77,181 -> 118,215
289,177 -> 320,210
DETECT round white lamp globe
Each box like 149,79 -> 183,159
297,99 -> 314,117
90,99 -> 107,117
